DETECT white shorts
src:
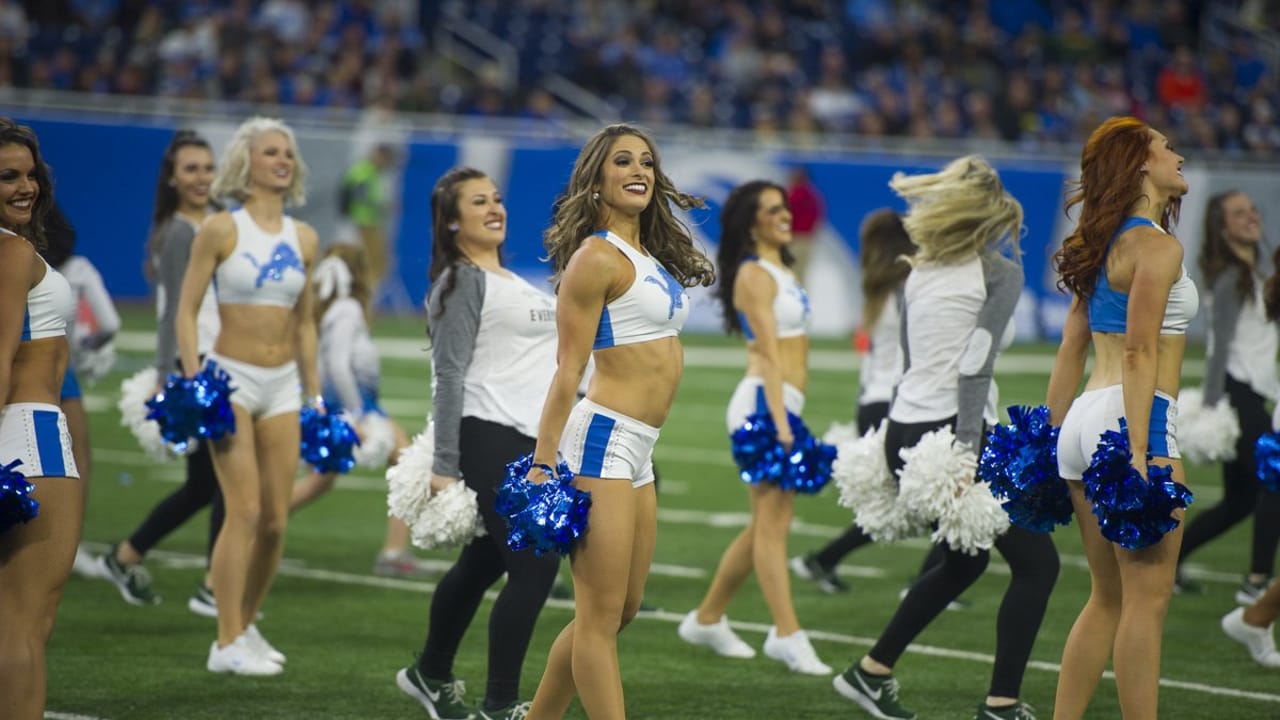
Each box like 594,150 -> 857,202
1058,385 -> 1179,480
726,376 -> 805,432
559,398 -> 660,488
0,403 -> 79,479
206,352 -> 301,420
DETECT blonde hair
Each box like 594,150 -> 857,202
211,116 -> 308,206
544,123 -> 715,289
890,155 -> 1023,266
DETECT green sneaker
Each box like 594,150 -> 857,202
975,701 -> 1037,720
476,701 -> 530,720
833,665 -> 917,720
395,663 -> 472,720
96,550 -> 160,606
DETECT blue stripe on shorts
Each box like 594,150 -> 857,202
32,409 -> 66,477
579,413 -> 617,478
60,369 -> 82,401
1149,394 -> 1172,457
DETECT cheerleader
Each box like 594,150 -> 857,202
676,180 -> 829,675
177,117 -> 319,676
524,124 -> 715,720
395,167 -> 560,720
791,208 -> 913,594
286,242 -> 427,577
833,157 -> 1058,720
1176,190 -> 1280,601
96,130 -> 224,612
1049,118 -> 1196,720
0,118 -> 80,720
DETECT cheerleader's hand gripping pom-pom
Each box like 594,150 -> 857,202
1255,431 -> 1280,493
0,459 -> 37,535
352,413 -> 396,469
385,426 -> 484,550
1176,388 -> 1240,464
731,412 -> 836,494
1082,418 -> 1194,550
299,406 -> 359,474
832,421 -> 926,543
498,454 -> 591,556
145,362 -> 237,451
978,405 -> 1071,533
898,427 -> 1010,551
119,367 -> 194,461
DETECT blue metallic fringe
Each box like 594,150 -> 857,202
1256,431 -> 1280,492
730,411 -> 837,494
978,405 -> 1072,533
144,362 -> 236,451
299,407 -> 359,474
1082,418 -> 1194,549
498,454 -> 591,556
0,459 -> 37,535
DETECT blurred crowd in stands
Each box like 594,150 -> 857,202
2,0 -> 1279,156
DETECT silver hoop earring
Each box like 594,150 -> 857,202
448,223 -> 459,232
591,191 -> 600,201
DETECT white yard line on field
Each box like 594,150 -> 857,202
74,542 -> 1280,706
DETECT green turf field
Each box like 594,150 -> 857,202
48,306 -> 1278,719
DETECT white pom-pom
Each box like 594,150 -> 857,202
117,367 -> 191,462
353,414 -> 396,469
823,421 -> 860,447
385,424 -> 485,550
831,421 -> 925,542
932,481 -> 1010,555
409,480 -> 484,549
1176,387 -> 1240,464
896,427 -> 977,523
75,341 -> 117,384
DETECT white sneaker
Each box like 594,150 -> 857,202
1221,607 -> 1280,668
72,546 -> 106,579
207,635 -> 284,676
763,627 -> 832,675
245,624 -> 286,664
677,610 -> 756,658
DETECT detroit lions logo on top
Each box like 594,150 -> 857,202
644,265 -> 684,320
244,242 -> 305,288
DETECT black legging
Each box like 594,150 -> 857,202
418,417 -> 560,710
869,417 -> 1060,699
1179,375 -> 1280,577
126,440 -> 223,562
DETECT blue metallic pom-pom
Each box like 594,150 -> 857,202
0,459 -> 38,534
978,405 -> 1071,533
730,412 -> 836,494
497,454 -> 591,556
1256,432 -> 1280,492
145,362 -> 237,451
1081,418 -> 1194,549
299,406 -> 359,474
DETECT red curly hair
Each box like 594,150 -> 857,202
1054,116 -> 1180,297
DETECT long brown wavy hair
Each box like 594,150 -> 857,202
0,117 -> 54,249
544,123 -> 715,289
1199,190 -> 1256,303
1054,116 -> 1180,297
859,209 -> 915,329
714,180 -> 793,334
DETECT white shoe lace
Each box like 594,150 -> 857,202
509,701 -> 532,719
443,678 -> 467,704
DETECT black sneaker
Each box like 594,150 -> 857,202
1173,569 -> 1203,595
96,550 -> 160,606
1236,577 -> 1272,605
790,554 -> 851,594
833,665 -> 917,719
395,663 -> 472,720
975,701 -> 1037,720
476,701 -> 531,720
188,584 -> 217,618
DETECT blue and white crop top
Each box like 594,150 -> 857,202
1088,217 -> 1199,335
737,256 -> 810,340
593,230 -> 690,350
213,208 -> 307,307
6,226 -> 74,342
